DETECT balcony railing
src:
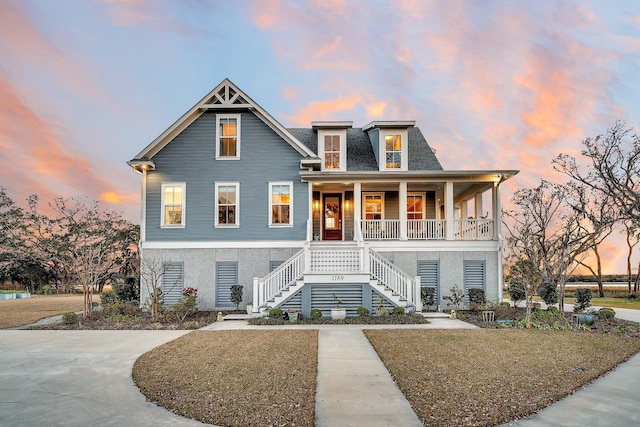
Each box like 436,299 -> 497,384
359,218 -> 494,241
454,219 -> 494,240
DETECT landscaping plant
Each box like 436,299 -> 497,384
442,284 -> 464,309
575,288 -> 593,312
230,285 -> 243,310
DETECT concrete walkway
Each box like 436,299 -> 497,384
315,328 -> 422,426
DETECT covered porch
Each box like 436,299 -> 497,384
303,171 -> 511,243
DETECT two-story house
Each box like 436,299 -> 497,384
128,78 -> 518,316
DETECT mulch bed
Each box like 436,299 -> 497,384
249,313 -> 429,325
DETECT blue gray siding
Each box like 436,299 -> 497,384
146,111 -> 308,241
366,128 -> 380,166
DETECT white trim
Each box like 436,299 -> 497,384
318,129 -> 347,171
142,240 -> 307,249
140,239 -> 500,251
160,182 -> 186,228
362,192 -> 385,220
269,181 -> 294,227
215,113 -> 241,160
215,182 -> 240,228
140,169 -> 147,241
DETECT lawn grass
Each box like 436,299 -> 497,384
564,297 -> 640,310
365,329 -> 640,426
133,330 -> 318,427
0,294 -> 98,329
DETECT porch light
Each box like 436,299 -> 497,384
313,199 -> 320,211
345,199 -> 350,210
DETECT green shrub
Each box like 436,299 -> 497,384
41,284 -> 54,295
356,306 -> 370,317
421,287 -> 436,306
309,308 -> 323,319
230,285 -> 243,310
268,307 -> 283,318
112,278 -> 140,303
538,282 -> 559,305
103,300 -> 140,317
100,292 -> 117,306
598,307 -> 616,320
468,288 -> 486,305
546,306 -> 560,314
62,312 -> 78,324
509,281 -> 525,306
574,288 -> 593,312
392,306 -> 406,315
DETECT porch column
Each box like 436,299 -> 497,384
399,182 -> 407,240
354,182 -> 362,241
307,183 -> 313,241
493,182 -> 501,240
445,181 -> 454,240
475,192 -> 483,218
461,200 -> 468,219
493,181 -> 503,300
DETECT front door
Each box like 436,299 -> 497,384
323,194 -> 342,240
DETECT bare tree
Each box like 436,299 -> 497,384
50,197 -> 138,318
503,182 -> 604,312
554,121 -> 640,222
139,257 -> 183,321
509,258 -> 542,327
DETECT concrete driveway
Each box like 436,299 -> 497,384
0,330 -> 205,427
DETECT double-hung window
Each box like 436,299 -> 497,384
161,183 -> 185,227
269,182 -> 293,226
363,193 -> 384,220
216,114 -> 241,159
407,193 -> 425,220
215,182 -> 239,227
385,134 -> 402,168
324,135 -> 341,169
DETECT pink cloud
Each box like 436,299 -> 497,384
0,75 -> 135,214
282,95 -> 361,126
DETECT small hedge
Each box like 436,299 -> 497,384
309,308 -> 323,319
62,312 -> 78,324
356,306 -> 370,317
598,307 -> 616,320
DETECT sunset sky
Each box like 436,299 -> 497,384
1,0 -> 639,273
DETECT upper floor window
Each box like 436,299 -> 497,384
216,114 -> 241,159
324,135 -> 341,169
215,182 -> 239,227
385,134 -> 402,169
318,129 -> 346,171
269,182 -> 293,226
161,183 -> 185,227
363,193 -> 384,220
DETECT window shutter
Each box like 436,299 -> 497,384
418,261 -> 440,301
162,262 -> 183,306
216,262 -> 238,307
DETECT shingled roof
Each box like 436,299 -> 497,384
287,127 -> 443,171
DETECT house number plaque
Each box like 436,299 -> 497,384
331,275 -> 345,281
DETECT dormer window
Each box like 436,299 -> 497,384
312,122 -> 351,172
324,135 -> 341,169
216,114 -> 241,159
385,134 -> 402,168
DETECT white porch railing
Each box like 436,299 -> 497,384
407,219 -> 445,240
454,219 -> 494,240
369,249 -> 418,306
361,219 -> 400,240
359,218 -> 493,241
253,249 -> 305,310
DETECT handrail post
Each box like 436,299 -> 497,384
304,242 -> 311,273
252,277 -> 259,312
414,276 -> 422,311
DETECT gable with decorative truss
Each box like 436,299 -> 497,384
130,78 -> 315,162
